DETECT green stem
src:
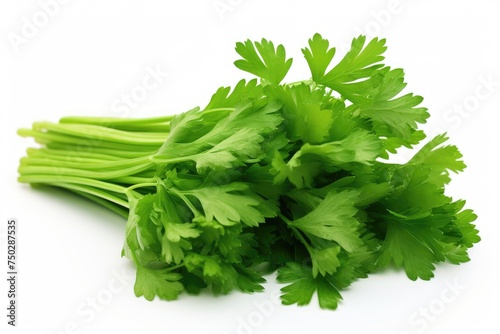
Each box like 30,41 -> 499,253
58,107 -> 232,127
149,156 -> 191,164
19,161 -> 155,180
45,143 -> 156,159
126,182 -> 158,191
21,156 -> 108,166
290,226 -> 312,250
104,123 -> 171,132
46,182 -> 129,208
59,114 -> 176,126
21,155 -> 153,171
18,174 -> 130,194
168,187 -> 203,217
32,122 -> 168,145
71,190 -> 129,218
109,176 -> 156,185
201,107 -> 235,113
27,148 -> 121,161
278,213 -> 312,250
19,129 -> 162,152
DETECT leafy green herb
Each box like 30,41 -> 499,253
17,33 -> 479,310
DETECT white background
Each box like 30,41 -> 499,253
1,1 -> 499,333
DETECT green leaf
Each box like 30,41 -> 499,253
328,104 -> 366,141
271,150 -> 322,189
205,79 -> 263,109
184,254 -> 239,295
359,68 -> 429,144
442,243 -> 471,264
408,133 -> 466,185
300,129 -> 382,166
144,187 -> 197,264
267,83 -> 334,144
235,265 -> 266,293
277,262 -> 343,310
325,35 -> 386,82
317,35 -> 387,102
161,237 -> 191,264
384,165 -> 451,216
235,38 -> 293,85
302,33 -> 336,81
278,263 -> 316,306
134,266 -> 184,301
191,128 -> 264,173
271,130 -> 381,189
124,194 -> 162,266
377,213 -> 450,280
217,228 -> 258,263
152,100 -> 283,173
454,209 -> 480,247
182,182 -> 274,227
164,222 -> 200,242
309,245 -> 341,278
289,190 -> 363,252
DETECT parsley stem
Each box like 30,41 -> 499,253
202,107 -> 234,113
26,147 -> 122,161
50,182 -> 130,208
109,176 -> 156,185
21,155 -> 154,171
168,187 -> 203,216
18,161 -> 154,179
45,143 -> 156,158
32,122 -> 168,145
278,213 -> 312,249
71,190 -> 129,218
18,174 -> 130,194
126,182 -> 158,191
60,114 -> 176,125
19,129 -> 162,152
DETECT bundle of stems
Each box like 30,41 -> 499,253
18,113 -> 189,217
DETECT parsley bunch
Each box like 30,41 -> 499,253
18,34 -> 479,309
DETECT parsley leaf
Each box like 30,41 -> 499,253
277,262 -> 343,310
359,68 -> 430,147
377,212 -> 450,280
309,34 -> 387,103
302,33 -> 336,81
134,267 -> 184,301
287,190 -> 363,252
235,38 -> 293,85
179,182 -> 275,227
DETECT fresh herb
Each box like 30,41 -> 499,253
17,34 -> 479,309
